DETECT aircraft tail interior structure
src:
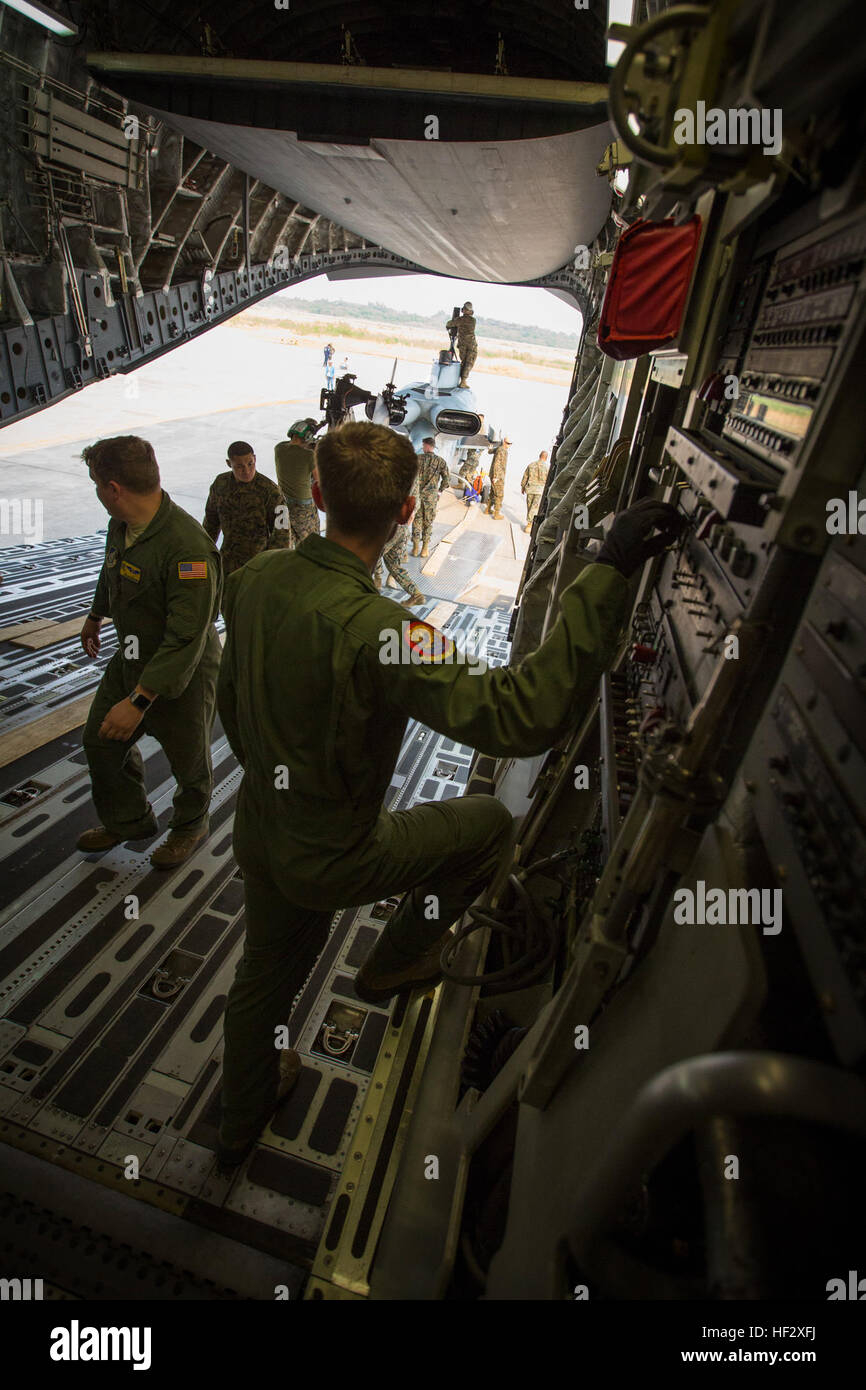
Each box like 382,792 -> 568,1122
0,0 -> 864,1325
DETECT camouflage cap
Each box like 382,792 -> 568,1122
288,418 -> 317,440
462,302 -> 473,312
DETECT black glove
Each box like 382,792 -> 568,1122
596,499 -> 686,578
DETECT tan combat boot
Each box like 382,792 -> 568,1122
215,1048 -> 303,1172
493,511 -> 504,521
401,590 -> 425,607
354,929 -> 454,1004
412,541 -> 421,557
77,826 -> 123,852
420,543 -> 429,558
386,574 -> 398,588
151,828 -> 207,869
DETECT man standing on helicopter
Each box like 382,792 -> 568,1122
446,302 -> 478,387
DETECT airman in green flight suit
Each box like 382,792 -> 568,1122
77,436 -> 222,870
215,420 -> 684,1167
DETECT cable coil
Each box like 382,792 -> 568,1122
440,850 -> 577,992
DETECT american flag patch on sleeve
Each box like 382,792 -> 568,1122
178,561 -> 208,580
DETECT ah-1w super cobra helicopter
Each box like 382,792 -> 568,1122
318,314 -> 501,477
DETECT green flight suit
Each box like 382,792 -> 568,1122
216,534 -> 628,1147
83,492 -> 222,840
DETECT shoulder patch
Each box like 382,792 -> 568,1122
178,561 -> 208,580
403,619 -> 455,664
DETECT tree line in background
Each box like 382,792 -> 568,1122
274,296 -> 580,350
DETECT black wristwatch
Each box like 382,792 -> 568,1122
87,611 -> 103,622
129,691 -> 153,711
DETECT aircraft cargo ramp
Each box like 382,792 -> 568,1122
0,514 -> 514,1300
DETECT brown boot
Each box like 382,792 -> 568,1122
401,590 -> 425,607
150,828 -> 207,869
354,930 -> 453,1004
493,511 -> 504,521
77,826 -> 123,853
276,1047 -> 302,1099
215,1049 -> 302,1172
420,543 -> 429,558
412,541 -> 421,557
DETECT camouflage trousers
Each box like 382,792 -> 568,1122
286,500 -> 320,547
411,485 -> 440,549
487,475 -> 504,513
376,522 -> 416,595
221,545 -> 262,578
459,342 -> 477,381
525,491 -> 542,525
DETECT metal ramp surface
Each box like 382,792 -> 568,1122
403,518 -> 503,603
0,541 -> 512,1299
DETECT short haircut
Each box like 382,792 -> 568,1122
422,436 -> 435,445
82,435 -> 159,494
315,422 -> 418,535
227,441 -> 254,458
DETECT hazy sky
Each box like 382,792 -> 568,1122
277,271 -> 585,336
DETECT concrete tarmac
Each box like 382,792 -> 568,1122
0,322 -> 561,594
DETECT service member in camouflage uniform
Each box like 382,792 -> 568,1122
446,301 -> 478,386
77,436 -> 222,870
458,447 -> 481,484
215,421 -> 684,1166
203,441 -> 289,575
521,449 -> 549,532
274,419 -> 322,547
486,437 -> 511,520
381,517 -> 425,607
411,437 -> 449,558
